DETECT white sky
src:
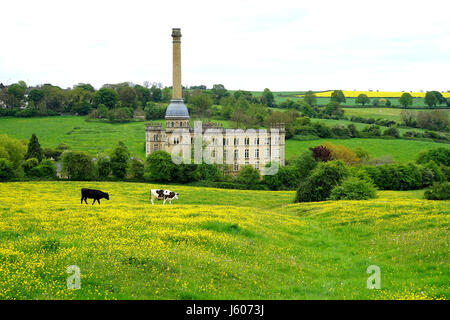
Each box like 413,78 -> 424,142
1,0 -> 449,92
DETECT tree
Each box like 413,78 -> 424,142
150,85 -> 162,102
94,87 -> 119,109
237,165 -> 260,185
309,145 -> 332,162
398,92 -> 413,108
110,141 -> 130,179
189,90 -> 212,118
62,151 -> 96,180
25,134 -> 43,162
144,150 -> 176,182
118,86 -> 138,109
0,134 -> 27,168
400,109 -> 416,127
260,88 -> 275,107
28,89 -> 45,108
197,163 -> 222,181
211,84 -> 229,104
129,157 -> 144,179
424,91 -> 438,108
330,90 -> 346,104
430,91 -> 446,105
293,151 -> 317,178
295,160 -> 349,202
0,158 -> 14,181
303,91 -> 317,106
355,94 -> 370,106
97,154 -> 111,178
6,83 -> 27,108
329,177 -> 377,200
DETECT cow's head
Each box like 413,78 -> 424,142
105,193 -> 110,200
174,193 -> 179,200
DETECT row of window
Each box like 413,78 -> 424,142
151,136 -> 281,145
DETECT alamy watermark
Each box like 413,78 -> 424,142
67,265 -> 81,289
366,265 -> 381,289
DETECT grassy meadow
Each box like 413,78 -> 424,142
0,181 -> 448,300
1,116 -> 448,164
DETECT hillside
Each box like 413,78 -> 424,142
0,182 -> 447,299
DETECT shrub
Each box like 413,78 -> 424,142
417,148 -> 450,166
61,151 -> 96,180
144,150 -> 176,182
329,177 -> 377,200
23,158 -> 39,176
323,142 -> 359,165
362,124 -> 381,137
424,182 -> 450,200
309,145 -> 332,162
383,126 -> 400,138
295,160 -> 349,202
97,154 -> 111,178
25,134 -> 43,162
29,159 -> 57,178
293,151 -> 317,178
0,158 -> 14,181
129,157 -> 144,179
363,163 -> 423,190
237,165 -> 260,185
175,163 -> 200,183
197,163 -> 222,182
110,142 -> 130,179
263,165 -> 301,190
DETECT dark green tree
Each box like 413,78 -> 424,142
303,91 -> 317,106
398,92 -> 413,108
25,134 -> 43,162
144,150 -> 176,182
355,94 -> 370,106
330,90 -> 346,104
237,165 -> 260,185
110,141 -> 130,179
424,91 -> 438,108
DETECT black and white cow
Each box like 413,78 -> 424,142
150,189 -> 179,205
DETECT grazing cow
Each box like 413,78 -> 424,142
81,188 -> 109,205
150,189 -> 179,205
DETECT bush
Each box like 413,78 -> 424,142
323,142 -> 360,165
62,151 -> 97,180
197,163 -> 222,182
29,159 -> 57,178
309,145 -> 332,162
129,157 -> 144,179
417,148 -> 450,166
144,150 -> 176,182
263,165 -> 301,190
0,158 -> 15,181
23,158 -> 39,176
362,124 -> 381,137
110,142 -> 130,179
237,165 -> 260,185
383,126 -> 400,138
293,151 -> 317,179
363,163 -> 423,190
175,163 -> 200,183
97,154 -> 111,178
295,160 -> 349,202
329,177 -> 377,200
424,182 -> 450,200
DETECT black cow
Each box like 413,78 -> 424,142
81,188 -> 109,205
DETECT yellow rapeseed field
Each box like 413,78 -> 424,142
0,182 -> 448,300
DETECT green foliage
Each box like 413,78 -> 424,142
363,163 -> 424,190
260,88 -> 275,107
42,147 -> 62,161
0,134 -> 27,168
355,94 -> 370,106
62,151 -> 96,180
23,158 -> 39,176
417,147 -> 450,166
362,124 -> 381,137
303,91 -> 317,106
383,126 -> 400,138
94,88 -> 119,109
25,134 -> 43,162
329,177 -> 377,200
129,157 -> 144,179
424,91 -> 438,108
96,154 -> 111,178
108,107 -> 133,122
144,150 -> 176,182
0,158 -> 14,181
29,159 -> 57,178
145,102 -> 166,120
295,160 -> 349,202
197,163 -> 222,182
110,142 -> 130,179
263,165 -> 301,190
175,163 -> 200,183
398,93 -> 413,108
417,110 -> 449,131
237,165 -> 260,185
424,182 -> 450,200
330,90 -> 346,104
293,151 -> 317,178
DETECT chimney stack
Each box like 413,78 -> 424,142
172,28 -> 182,100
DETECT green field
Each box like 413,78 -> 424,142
343,107 -> 450,123
285,138 -> 449,162
0,181 -> 448,299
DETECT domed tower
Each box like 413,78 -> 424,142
165,28 -> 189,131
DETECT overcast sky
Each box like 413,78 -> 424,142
1,0 -> 449,91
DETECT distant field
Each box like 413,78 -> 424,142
297,90 -> 450,99
343,108 -> 450,123
285,138 -> 450,162
0,181 -> 448,299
